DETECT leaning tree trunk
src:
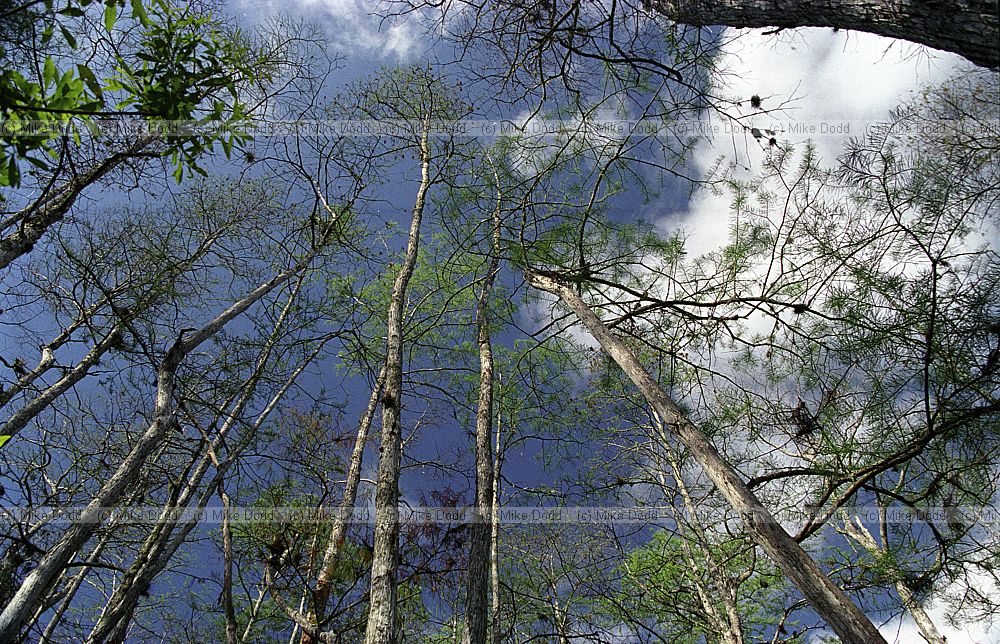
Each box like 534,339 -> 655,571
364,125 -> 432,644
644,0 -> 999,68
840,515 -> 947,644
0,138 -> 155,271
0,228 -> 338,642
526,270 -> 887,644
656,434 -> 744,644
304,365 -> 386,643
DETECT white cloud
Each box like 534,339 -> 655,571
663,27 -> 965,258
237,0 -> 423,61
877,568 -> 1000,643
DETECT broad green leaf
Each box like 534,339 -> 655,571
43,57 -> 57,88
103,2 -> 117,32
59,25 -> 78,48
24,155 -> 51,170
130,0 -> 150,26
76,65 -> 104,100
6,156 -> 19,187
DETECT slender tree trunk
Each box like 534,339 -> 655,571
85,336 -> 324,643
550,579 -> 571,644
644,0 -> 999,68
364,126 -> 432,644
841,516 -> 946,644
525,270 -> 887,644
0,138 -> 155,270
657,435 -> 744,644
463,162 -> 503,644
221,485 -> 238,644
0,234 -> 336,641
38,525 -> 114,642
304,365 -> 386,642
488,372 -> 503,644
241,584 -> 269,643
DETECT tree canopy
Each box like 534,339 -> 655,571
0,1 -> 997,643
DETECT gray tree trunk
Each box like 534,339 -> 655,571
841,516 -> 946,644
645,0 -> 999,68
0,232 -> 336,641
304,367 -> 385,643
462,166 -> 502,644
526,270 -> 887,644
0,139 -> 154,271
489,373 -> 503,644
364,127 -> 432,644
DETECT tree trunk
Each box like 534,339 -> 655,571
85,330 -> 323,644
38,523 -> 114,642
0,236 -> 335,641
221,484 -> 238,644
841,516 -> 946,644
0,138 -> 155,271
657,436 -> 744,644
462,169 -> 502,644
364,126 -> 432,644
644,0 -> 999,68
525,270 -> 887,644
489,371 -> 503,644
305,365 -> 386,642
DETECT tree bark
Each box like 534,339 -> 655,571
462,163 -> 502,644
0,231 -> 336,641
84,329 -> 324,644
489,371 -> 503,644
364,125 -> 432,644
305,365 -> 386,642
656,435 -> 744,644
220,485 -> 238,644
37,522 -> 115,642
0,138 -> 155,271
841,516 -> 946,644
525,270 -> 887,644
644,0 -> 999,68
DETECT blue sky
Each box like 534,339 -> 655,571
4,0 -> 997,641
211,2 -> 998,641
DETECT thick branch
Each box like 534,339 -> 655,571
645,0 -> 999,68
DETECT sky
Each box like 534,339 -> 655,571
7,0 -> 994,640
661,27 -> 967,256
225,3 -> 1000,641
656,27 -> 997,644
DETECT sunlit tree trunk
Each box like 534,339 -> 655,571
489,376 -> 503,644
364,125 -> 432,644
0,228 -> 337,641
37,522 -> 115,642
462,159 -> 502,644
526,269 -> 887,644
304,365 -> 385,642
653,432 -> 744,644
0,139 -> 155,271
85,331 -> 325,643
840,515 -> 946,644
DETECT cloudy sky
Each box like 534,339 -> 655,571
226,3 -> 995,640
659,27 -> 995,644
